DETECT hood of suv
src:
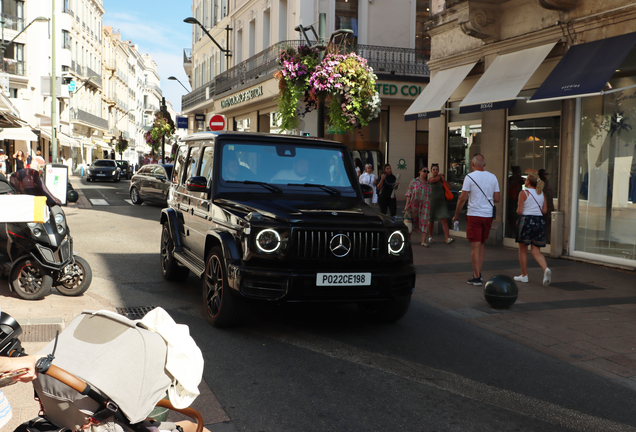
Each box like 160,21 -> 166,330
216,196 -> 391,226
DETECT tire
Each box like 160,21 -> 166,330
130,187 -> 143,204
358,295 -> 412,323
10,259 -> 53,300
161,223 -> 189,281
55,255 -> 92,296
202,247 -> 246,328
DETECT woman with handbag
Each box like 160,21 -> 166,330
404,167 -> 432,246
427,163 -> 455,244
514,172 -> 551,286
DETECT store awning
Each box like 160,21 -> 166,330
405,62 -> 477,121
0,126 -> 38,141
459,43 -> 556,113
0,111 -> 27,128
39,129 -> 80,148
529,32 -> 636,103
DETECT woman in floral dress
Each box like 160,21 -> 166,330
404,167 -> 432,246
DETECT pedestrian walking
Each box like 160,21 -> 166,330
376,164 -> 399,216
427,163 -> 454,245
452,154 -> 500,286
0,149 -> 7,175
404,167 -> 432,246
514,172 -> 552,286
359,163 -> 377,205
12,150 -> 26,171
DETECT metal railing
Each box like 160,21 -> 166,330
86,67 -> 102,86
0,14 -> 24,31
183,49 -> 192,64
181,41 -> 429,111
144,82 -> 162,96
1,59 -> 25,76
71,109 -> 108,129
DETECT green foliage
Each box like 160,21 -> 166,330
145,112 -> 175,152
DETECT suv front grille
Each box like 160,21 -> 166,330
294,229 -> 384,259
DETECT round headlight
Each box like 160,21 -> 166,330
256,229 -> 281,253
54,213 -> 65,224
388,231 -> 405,254
112,170 -> 116,175
56,224 -> 65,234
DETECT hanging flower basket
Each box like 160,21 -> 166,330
274,46 -> 381,133
145,112 -> 175,153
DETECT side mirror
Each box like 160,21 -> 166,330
360,184 -> 373,199
185,176 -> 208,192
156,175 -> 166,182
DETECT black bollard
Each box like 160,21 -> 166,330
484,275 -> 518,309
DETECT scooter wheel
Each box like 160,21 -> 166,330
55,255 -> 92,296
11,259 -> 53,300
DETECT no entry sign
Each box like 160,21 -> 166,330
209,115 -> 226,131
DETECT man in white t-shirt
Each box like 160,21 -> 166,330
452,154 -> 500,286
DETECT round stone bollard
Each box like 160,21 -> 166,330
67,189 -> 79,203
484,275 -> 518,309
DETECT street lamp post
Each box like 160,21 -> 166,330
168,76 -> 190,92
184,17 -> 232,71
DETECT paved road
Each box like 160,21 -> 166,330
3,178 -> 636,431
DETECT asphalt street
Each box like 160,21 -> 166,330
3,177 -> 636,432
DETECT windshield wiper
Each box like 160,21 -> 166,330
227,180 -> 283,193
287,183 -> 341,196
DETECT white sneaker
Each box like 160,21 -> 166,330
514,275 -> 528,283
543,268 -> 552,286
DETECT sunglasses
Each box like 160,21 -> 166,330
421,170 -> 428,173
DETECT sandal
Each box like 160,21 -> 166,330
421,242 -> 430,247
446,237 -> 455,244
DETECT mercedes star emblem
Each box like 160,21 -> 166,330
330,234 -> 351,258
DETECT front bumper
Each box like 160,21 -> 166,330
227,261 -> 415,302
87,171 -> 117,180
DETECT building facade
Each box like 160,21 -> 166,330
413,0 -> 636,268
182,0 -> 431,179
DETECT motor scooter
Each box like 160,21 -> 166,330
0,169 -> 92,300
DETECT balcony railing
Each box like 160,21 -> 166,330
86,67 -> 102,86
182,41 -> 429,111
0,14 -> 24,31
145,82 -> 162,96
1,59 -> 25,76
183,49 -> 192,64
71,108 -> 108,129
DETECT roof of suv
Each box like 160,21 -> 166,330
179,130 -> 342,146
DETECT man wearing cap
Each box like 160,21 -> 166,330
0,149 -> 7,175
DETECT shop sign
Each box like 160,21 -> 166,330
177,116 -> 189,129
375,83 -> 423,97
194,114 -> 205,122
327,126 -> 347,134
220,86 -> 264,109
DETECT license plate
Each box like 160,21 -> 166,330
316,273 -> 371,286
97,174 -> 105,176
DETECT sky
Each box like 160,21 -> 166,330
103,0 -> 193,112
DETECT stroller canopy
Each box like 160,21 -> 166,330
35,310 -> 172,425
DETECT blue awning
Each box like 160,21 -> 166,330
529,32 -> 636,103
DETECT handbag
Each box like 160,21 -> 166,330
442,180 -> 453,201
466,174 -> 496,219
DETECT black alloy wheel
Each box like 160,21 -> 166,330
202,247 -> 246,328
55,255 -> 92,296
160,223 -> 189,281
11,259 -> 53,300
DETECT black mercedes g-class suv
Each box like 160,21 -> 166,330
160,131 -> 415,328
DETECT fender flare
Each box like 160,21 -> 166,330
160,208 -> 183,252
205,230 -> 240,263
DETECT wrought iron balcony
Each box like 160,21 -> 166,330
181,40 -> 429,111
71,108 -> 108,130
183,49 -> 192,64
144,82 -> 162,96
1,59 -> 25,76
0,14 -> 24,31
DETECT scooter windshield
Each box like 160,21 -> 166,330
9,168 -> 62,207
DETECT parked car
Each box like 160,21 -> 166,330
116,160 -> 132,180
129,164 -> 173,206
86,160 -> 120,182
160,131 -> 415,328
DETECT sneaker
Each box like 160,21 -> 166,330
543,268 -> 552,286
514,275 -> 529,283
467,276 -> 482,286
428,237 -> 435,243
446,237 -> 455,244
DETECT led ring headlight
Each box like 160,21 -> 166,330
256,229 -> 281,253
388,231 -> 405,254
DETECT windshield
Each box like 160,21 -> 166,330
220,142 -> 356,195
94,160 -> 116,167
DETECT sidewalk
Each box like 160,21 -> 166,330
411,229 -> 636,391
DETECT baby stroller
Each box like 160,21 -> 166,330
2,309 -> 204,432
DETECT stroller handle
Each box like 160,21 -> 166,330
44,365 -> 204,432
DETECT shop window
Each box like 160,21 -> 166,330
415,0 -> 430,62
324,109 -> 387,155
447,123 -> 482,232
415,131 -> 429,178
335,0 -> 358,46
506,117 -> 560,242
575,72 -> 636,262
